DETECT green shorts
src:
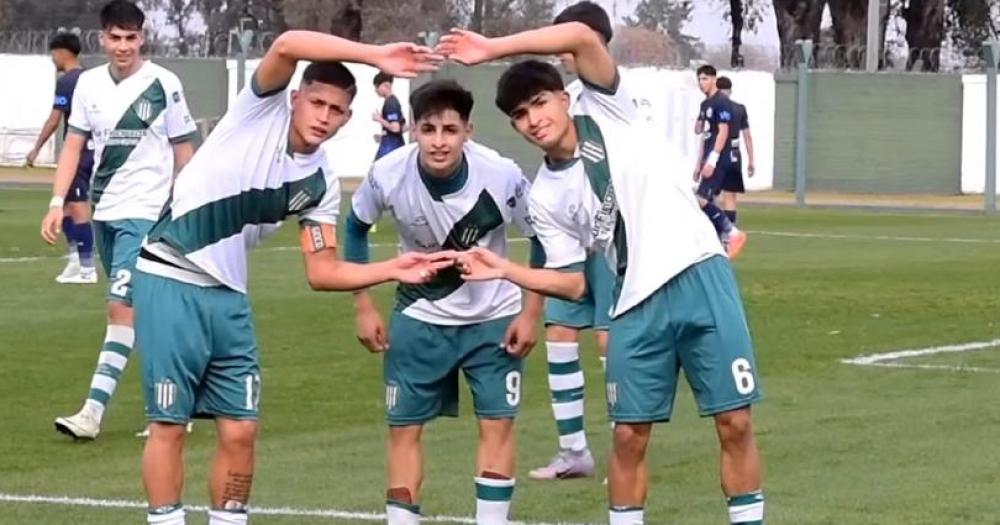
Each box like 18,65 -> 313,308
134,270 -> 260,424
384,313 -> 523,426
606,255 -> 763,423
94,219 -> 154,306
545,253 -> 614,331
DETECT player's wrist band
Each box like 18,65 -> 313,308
48,196 -> 65,209
706,151 -> 720,167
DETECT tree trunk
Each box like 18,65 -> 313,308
471,0 -> 484,33
730,0 -> 745,68
772,0 -> 825,67
903,0 -> 944,71
329,0 -> 362,41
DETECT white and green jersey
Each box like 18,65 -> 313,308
68,61 -> 196,222
573,77 -> 724,317
138,82 -> 341,294
528,155 -> 601,271
352,141 -> 533,326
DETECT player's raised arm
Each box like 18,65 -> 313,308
437,22 -> 616,91
255,30 -> 442,95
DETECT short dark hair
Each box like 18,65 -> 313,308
716,76 -> 733,90
410,80 -> 474,122
49,33 -> 82,55
696,64 -> 717,77
554,1 -> 613,44
302,61 -> 358,99
373,72 -> 393,87
495,60 -> 565,116
100,0 -> 145,31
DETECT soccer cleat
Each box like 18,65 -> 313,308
725,229 -> 748,259
54,409 -> 100,440
54,260 -> 82,284
57,267 -> 98,285
529,449 -> 595,480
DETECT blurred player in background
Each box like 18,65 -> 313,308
716,75 -> 755,226
438,5 -> 766,523
132,30 -> 444,525
694,65 -> 746,257
40,0 -> 197,441
27,32 -> 97,285
347,79 -> 541,525
373,71 -> 407,159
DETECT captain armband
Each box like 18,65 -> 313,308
299,221 -> 337,253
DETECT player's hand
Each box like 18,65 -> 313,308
25,148 -> 39,168
456,247 -> 509,281
503,312 -> 538,358
389,251 -> 456,284
373,42 -> 442,79
699,162 -> 715,179
372,111 -> 382,123
40,206 -> 64,245
435,29 -> 494,66
748,163 -> 756,177
355,306 -> 389,353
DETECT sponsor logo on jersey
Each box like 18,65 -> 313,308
287,189 -> 313,213
172,91 -> 181,103
580,140 -> 605,163
459,226 -> 480,247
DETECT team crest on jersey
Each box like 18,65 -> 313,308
580,140 -> 606,163
172,91 -> 181,103
706,107 -> 714,119
134,99 -> 154,122
506,196 -> 516,208
606,382 -> 618,408
155,378 -> 177,410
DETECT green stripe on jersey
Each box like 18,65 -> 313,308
395,189 -> 503,310
574,115 -> 627,275
148,169 -> 326,254
92,79 -> 167,207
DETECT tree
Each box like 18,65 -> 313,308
771,0 -> 825,67
612,24 -> 679,65
945,0 -> 999,67
903,0 -> 944,71
624,0 -> 701,65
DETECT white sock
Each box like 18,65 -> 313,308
546,341 -> 588,452
386,501 -> 420,524
208,509 -> 248,524
147,505 -> 185,525
84,324 -> 135,423
609,506 -> 644,525
475,476 -> 515,525
727,491 -> 765,524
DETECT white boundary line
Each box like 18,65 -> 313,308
0,493 -> 597,525
841,339 -> 1000,373
4,229 -> 998,264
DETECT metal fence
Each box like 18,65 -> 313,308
779,42 -> 965,73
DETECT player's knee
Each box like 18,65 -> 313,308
715,408 -> 754,446
612,423 -> 651,459
545,324 -> 579,343
478,418 -> 515,449
217,419 -> 258,453
147,422 -> 186,445
389,425 -> 423,447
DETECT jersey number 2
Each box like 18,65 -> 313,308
110,269 -> 132,297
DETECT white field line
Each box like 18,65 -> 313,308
841,339 -> 1000,373
4,229 -> 997,264
0,493 -> 597,525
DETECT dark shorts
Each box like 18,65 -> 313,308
375,136 -> 405,160
722,160 -> 745,193
66,149 -> 94,203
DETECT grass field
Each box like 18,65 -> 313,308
2,187 -> 1000,524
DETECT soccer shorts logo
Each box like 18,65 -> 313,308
606,382 -> 618,409
385,384 -> 399,411
155,378 -> 178,410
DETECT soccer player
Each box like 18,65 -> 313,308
438,10 -> 766,525
131,31 -> 444,525
347,79 -> 542,525
529,0 -> 616,482
373,71 -> 407,159
693,65 -> 746,257
40,0 -> 197,441
27,32 -> 97,285
716,76 -> 755,225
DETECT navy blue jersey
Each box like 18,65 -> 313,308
728,101 -> 749,140
54,67 -> 95,174
698,92 -> 735,160
381,94 -> 405,139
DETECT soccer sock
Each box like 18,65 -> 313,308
726,210 -> 738,224
62,216 -> 77,258
702,202 -> 734,236
475,474 -> 515,525
727,490 -> 765,524
74,222 -> 95,269
609,506 -> 644,525
386,499 -> 421,525
208,509 -> 248,525
546,341 -> 587,452
83,324 -> 135,422
147,503 -> 185,525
